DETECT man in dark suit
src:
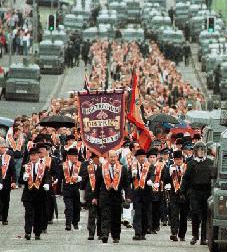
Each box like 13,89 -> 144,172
19,147 -> 50,240
36,142 -> 59,233
0,139 -> 16,225
93,150 -> 130,244
129,149 -> 152,241
60,148 -> 83,231
80,152 -> 102,240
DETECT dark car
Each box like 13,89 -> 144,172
26,0 -> 69,7
0,117 -> 13,139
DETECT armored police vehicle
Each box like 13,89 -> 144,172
207,127 -> 227,252
37,40 -> 65,74
5,59 -> 40,102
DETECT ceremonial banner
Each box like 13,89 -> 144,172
78,91 -> 125,156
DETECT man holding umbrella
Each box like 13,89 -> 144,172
60,148 -> 83,231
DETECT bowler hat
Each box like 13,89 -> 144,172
66,148 -> 78,156
135,149 -> 146,156
28,147 -> 40,155
173,150 -> 183,159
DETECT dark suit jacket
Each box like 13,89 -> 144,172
19,163 -> 50,202
128,162 -> 153,203
80,160 -> 101,204
59,161 -> 83,198
0,155 -> 16,190
94,164 -> 130,206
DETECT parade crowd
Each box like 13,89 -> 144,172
0,38 -> 215,246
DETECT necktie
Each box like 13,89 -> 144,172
40,159 -> 43,164
33,164 -> 36,182
70,164 -> 74,177
111,164 -> 114,180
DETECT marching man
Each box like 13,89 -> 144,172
129,149 -> 152,241
162,150 -> 188,242
19,147 -> 50,240
0,139 -> 16,225
93,150 -> 130,243
60,148 -> 83,231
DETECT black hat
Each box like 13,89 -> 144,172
193,133 -> 201,140
147,148 -> 158,157
135,149 -> 146,156
90,152 -> 99,159
66,148 -> 78,156
182,136 -> 192,144
66,135 -> 75,142
33,134 -> 46,143
160,148 -> 170,155
36,142 -> 51,149
28,147 -> 40,155
175,138 -> 183,145
175,133 -> 184,139
173,150 -> 183,159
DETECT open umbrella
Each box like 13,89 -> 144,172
39,115 -> 75,129
190,122 -> 208,129
148,113 -> 179,124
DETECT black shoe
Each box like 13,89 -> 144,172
113,239 -> 119,243
35,235 -> 41,240
73,223 -> 79,230
98,236 -> 102,240
179,237 -> 185,241
190,236 -> 198,245
102,236 -> 108,243
42,229 -> 47,234
147,229 -> 151,234
156,226 -> 160,232
88,235 -> 94,240
170,235 -> 178,241
123,220 -> 129,226
162,221 -> 167,226
24,234 -> 31,240
200,240 -> 208,245
65,225 -> 71,231
133,235 -> 141,240
48,220 -> 53,225
141,236 -> 146,240
2,221 -> 8,225
126,223 -> 132,228
151,230 -> 157,234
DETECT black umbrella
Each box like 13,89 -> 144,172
190,122 -> 207,129
148,113 -> 179,124
39,115 -> 75,128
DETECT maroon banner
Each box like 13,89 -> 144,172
78,91 -> 125,156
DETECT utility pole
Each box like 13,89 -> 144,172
32,0 -> 39,54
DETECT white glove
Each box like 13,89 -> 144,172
147,180 -> 153,187
77,176 -> 82,183
165,183 -> 171,191
23,173 -> 30,181
0,183 -> 3,190
132,170 -> 137,178
80,189 -> 86,203
43,184 -> 49,191
154,183 -> 160,189
52,179 -> 58,185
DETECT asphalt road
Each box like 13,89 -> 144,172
0,188 -> 209,252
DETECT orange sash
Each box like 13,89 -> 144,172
126,153 -> 133,168
88,163 -> 96,191
1,154 -> 11,179
25,162 -> 46,189
102,162 -> 122,191
63,161 -> 81,184
172,164 -> 187,192
153,161 -> 164,191
8,134 -> 23,152
132,161 -> 150,189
